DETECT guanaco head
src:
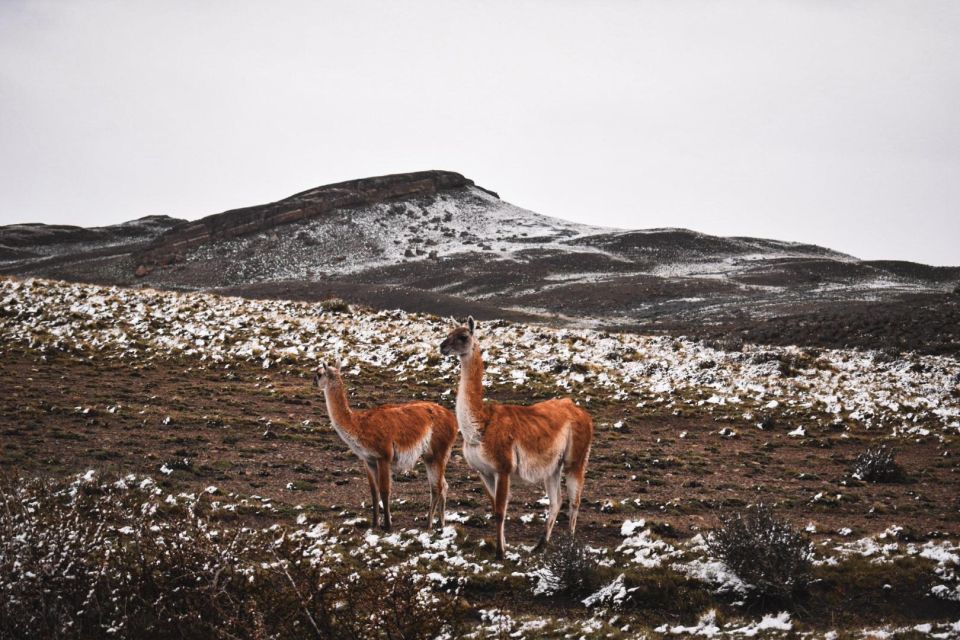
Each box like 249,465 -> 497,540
312,362 -> 341,391
440,316 -> 477,357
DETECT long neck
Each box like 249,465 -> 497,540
322,380 -> 357,434
457,343 -> 486,424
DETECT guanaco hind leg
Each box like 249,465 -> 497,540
424,460 -> 448,528
565,471 -> 584,535
493,473 -> 511,560
542,468 -> 563,545
365,463 -> 380,528
425,462 -> 439,528
376,459 -> 392,531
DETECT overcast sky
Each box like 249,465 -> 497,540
1,1 -> 958,265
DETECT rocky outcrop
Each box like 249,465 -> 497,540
137,170 -> 477,267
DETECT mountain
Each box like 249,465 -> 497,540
2,170 -> 958,354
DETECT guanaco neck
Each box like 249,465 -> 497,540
322,378 -> 359,436
457,342 -> 487,442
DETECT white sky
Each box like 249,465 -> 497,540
1,1 -> 958,265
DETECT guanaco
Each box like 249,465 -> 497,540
440,317 -> 593,559
313,363 -> 457,531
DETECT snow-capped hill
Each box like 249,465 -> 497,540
1,170 -> 957,354
174,185 -> 610,284
137,170 -> 478,268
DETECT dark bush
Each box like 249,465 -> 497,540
851,444 -> 905,482
776,351 -> 816,377
707,504 -> 812,604
320,298 -> 351,314
531,535 -> 602,599
0,475 -> 465,640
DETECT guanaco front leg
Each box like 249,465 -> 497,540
376,458 -> 393,531
478,470 -> 496,502
435,461 -> 448,528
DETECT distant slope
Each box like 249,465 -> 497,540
1,170 -> 958,354
0,215 -> 182,284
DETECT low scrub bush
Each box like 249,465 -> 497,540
530,535 -> 602,599
0,474 -> 464,640
851,444 -> 905,482
320,298 -> 351,314
707,504 -> 812,605
775,351 -> 817,377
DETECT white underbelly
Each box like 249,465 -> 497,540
514,447 -> 562,483
514,425 -> 569,483
392,432 -> 431,472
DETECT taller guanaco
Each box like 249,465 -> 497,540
440,317 -> 593,559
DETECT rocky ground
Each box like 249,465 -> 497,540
2,276 -> 960,638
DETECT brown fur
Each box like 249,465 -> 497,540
478,400 -> 592,475
314,365 -> 457,531
440,318 -> 594,559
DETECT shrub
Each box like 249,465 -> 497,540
320,298 -> 351,314
0,474 -> 465,640
851,444 -> 905,482
530,535 -> 602,599
707,504 -> 812,604
757,414 -> 777,431
775,351 -> 816,377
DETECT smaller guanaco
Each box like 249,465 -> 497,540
313,363 -> 456,530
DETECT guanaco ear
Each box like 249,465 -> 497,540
467,316 -> 476,335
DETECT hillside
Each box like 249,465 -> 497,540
2,170 -> 958,354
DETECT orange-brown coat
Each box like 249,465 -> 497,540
314,365 -> 456,531
441,317 -> 593,559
